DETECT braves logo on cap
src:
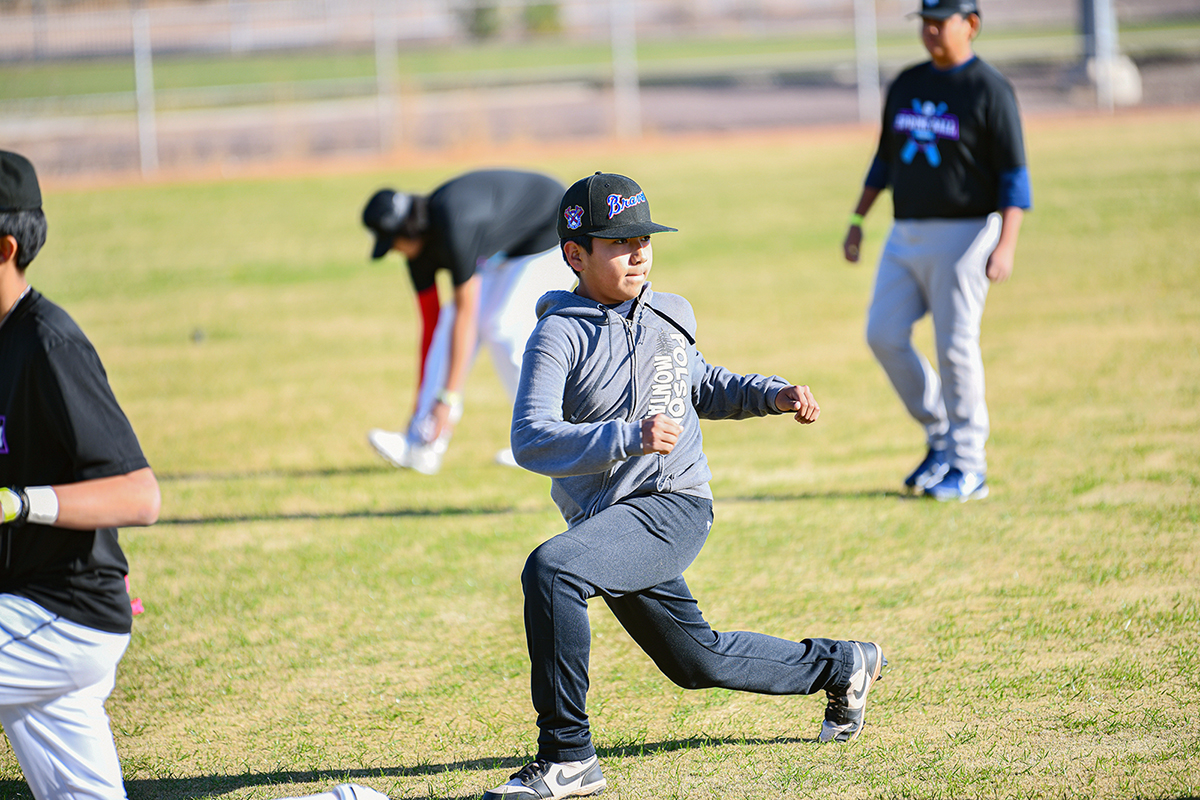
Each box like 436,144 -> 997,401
607,192 -> 647,220
924,0 -> 937,6
563,205 -> 585,231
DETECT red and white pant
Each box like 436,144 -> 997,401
408,246 -> 575,443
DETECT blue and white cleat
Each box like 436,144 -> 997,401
904,447 -> 948,493
924,467 -> 988,502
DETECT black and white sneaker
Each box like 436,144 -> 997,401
818,641 -> 886,743
482,756 -> 606,800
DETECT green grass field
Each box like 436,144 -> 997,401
3,109 -> 1198,799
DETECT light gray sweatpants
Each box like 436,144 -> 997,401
865,214 -> 1001,475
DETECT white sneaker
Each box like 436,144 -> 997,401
368,429 -> 410,468
406,436 -> 447,475
331,785 -> 391,800
482,756 -> 606,799
495,448 -> 519,468
276,783 -> 390,800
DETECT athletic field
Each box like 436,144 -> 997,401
6,108 -> 1198,800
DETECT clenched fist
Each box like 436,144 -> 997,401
641,414 -> 682,455
774,385 -> 820,424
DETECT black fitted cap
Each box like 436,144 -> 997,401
362,188 -> 414,259
557,172 -> 677,240
0,151 -> 42,211
910,0 -> 979,19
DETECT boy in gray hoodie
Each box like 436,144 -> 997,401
486,173 -> 885,800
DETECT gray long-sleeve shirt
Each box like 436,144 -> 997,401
511,283 -> 789,528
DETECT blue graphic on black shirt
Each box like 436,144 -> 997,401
894,99 -> 960,167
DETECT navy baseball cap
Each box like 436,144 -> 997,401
0,151 -> 42,211
362,188 -> 414,259
910,0 -> 980,19
558,172 -> 677,240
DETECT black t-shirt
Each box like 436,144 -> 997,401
0,290 -> 149,634
874,57 -> 1027,220
406,170 -> 565,293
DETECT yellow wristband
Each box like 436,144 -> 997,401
849,213 -> 865,228
436,389 -> 463,408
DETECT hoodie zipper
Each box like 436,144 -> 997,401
584,304 -> 641,520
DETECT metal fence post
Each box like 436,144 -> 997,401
1092,0 -> 1116,112
853,0 -> 881,125
376,3 -> 401,153
133,7 -> 159,175
610,0 -> 642,140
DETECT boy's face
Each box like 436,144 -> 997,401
920,12 -> 979,68
567,236 -> 653,305
390,234 -> 423,260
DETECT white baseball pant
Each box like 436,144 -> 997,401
408,246 -> 574,443
0,594 -> 130,800
865,214 -> 1001,475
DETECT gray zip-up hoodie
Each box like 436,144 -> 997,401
511,282 -> 790,528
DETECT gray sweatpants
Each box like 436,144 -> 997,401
522,492 -> 855,762
865,215 -> 1001,475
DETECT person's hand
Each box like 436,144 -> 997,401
986,244 -> 1015,283
774,385 -> 820,424
1,487 -> 26,526
427,399 -> 457,442
843,225 -> 864,263
641,414 -> 682,455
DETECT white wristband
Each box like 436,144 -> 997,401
25,486 -> 59,526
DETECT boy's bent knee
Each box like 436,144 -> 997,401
521,538 -> 575,592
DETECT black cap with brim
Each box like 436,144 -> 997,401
362,188 -> 413,259
370,232 -> 393,260
909,0 -> 979,19
558,172 -> 677,240
0,150 -> 42,211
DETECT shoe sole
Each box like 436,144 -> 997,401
481,779 -> 605,800
930,484 -> 989,503
846,642 -> 885,742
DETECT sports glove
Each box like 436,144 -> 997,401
0,487 -> 29,526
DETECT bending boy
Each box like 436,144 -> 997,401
487,172 -> 885,800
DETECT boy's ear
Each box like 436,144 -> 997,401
562,241 -> 587,273
0,235 -> 18,267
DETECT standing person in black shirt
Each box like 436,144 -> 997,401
361,169 -> 575,475
0,151 -> 160,799
841,0 -> 1032,501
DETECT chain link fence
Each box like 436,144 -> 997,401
3,0 -> 1198,177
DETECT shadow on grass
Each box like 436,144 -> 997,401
158,465 -> 385,483
0,735 -> 821,800
157,506 -> 518,526
154,464 -> 527,525
156,490 -> 924,526
721,489 -> 916,503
